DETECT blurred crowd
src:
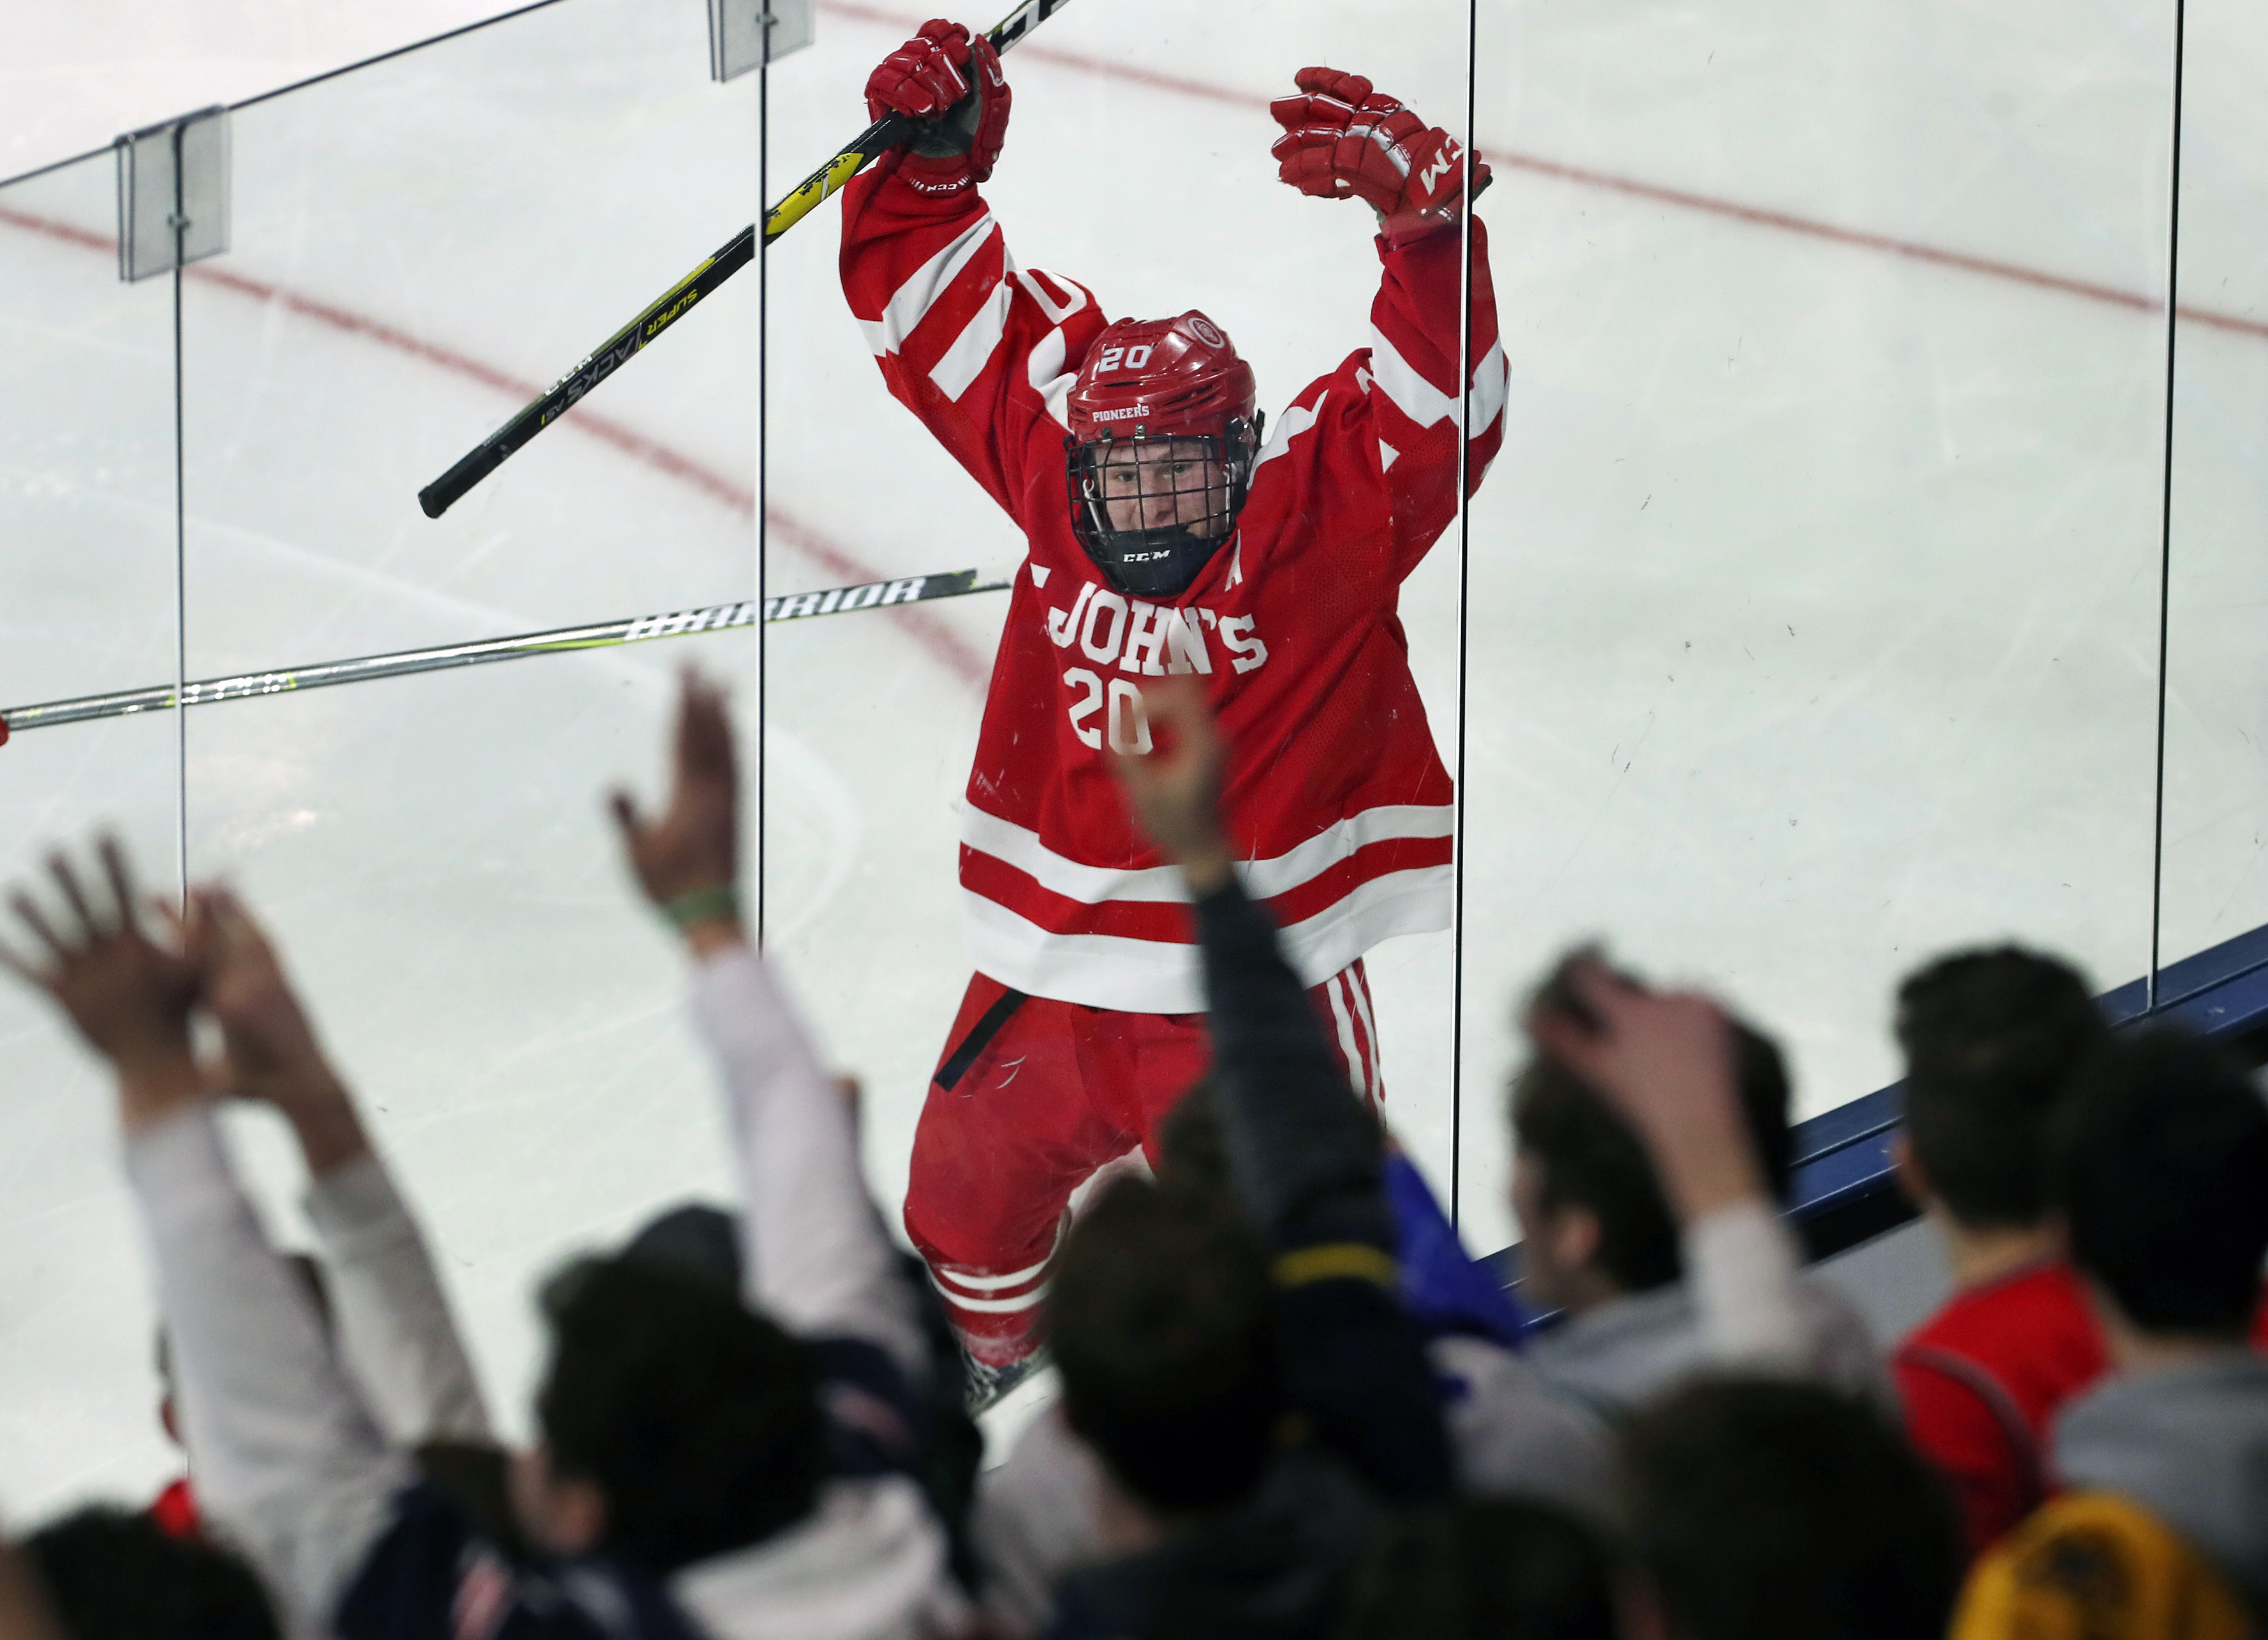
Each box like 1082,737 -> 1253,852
1,671 -> 2263,1640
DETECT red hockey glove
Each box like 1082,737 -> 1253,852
864,19 -> 1011,195
1269,67 -> 1491,244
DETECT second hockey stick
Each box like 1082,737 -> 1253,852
0,567 -> 1010,744
416,0 -> 1079,521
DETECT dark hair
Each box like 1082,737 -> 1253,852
1511,1019 -> 1793,1293
1049,1176 -> 1279,1512
26,1505 -> 279,1640
2053,1030 -> 2268,1336
617,1200 -> 989,1587
1158,1078 -> 1381,1206
1619,1379 -> 1961,1640
1334,1499 -> 1618,1640
1156,1078 -> 1233,1202
1895,947 -> 2106,1227
536,1254 -> 827,1575
620,1202 -> 744,1297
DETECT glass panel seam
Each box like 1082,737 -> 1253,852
2148,0 -> 2190,1013
1449,0 -> 1480,1228
172,263 -> 188,903
756,56 -> 770,951
224,0 -> 575,115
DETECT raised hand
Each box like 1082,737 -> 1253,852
865,18 -> 1011,190
0,838 -> 203,1129
1526,954 -> 1767,1222
171,887 -> 369,1175
611,670 -> 745,953
1269,67 -> 1491,244
1108,676 -> 1235,896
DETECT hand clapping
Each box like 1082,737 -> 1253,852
0,838 -> 203,1130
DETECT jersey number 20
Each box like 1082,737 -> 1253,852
1063,668 -> 1152,754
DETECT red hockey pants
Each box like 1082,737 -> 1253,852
902,961 -> 1384,1367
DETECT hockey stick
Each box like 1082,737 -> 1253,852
416,0 -> 1080,521
0,568 -> 1010,744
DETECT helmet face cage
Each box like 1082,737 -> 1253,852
1066,422 -> 1259,599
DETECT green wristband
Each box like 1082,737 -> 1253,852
660,883 -> 741,931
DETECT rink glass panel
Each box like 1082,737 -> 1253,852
0,150 -> 192,1512
0,0 -> 2237,1523
175,0 -> 761,1449
756,2 -> 1474,1251
1458,0 -> 2179,1255
2158,11 -> 2268,977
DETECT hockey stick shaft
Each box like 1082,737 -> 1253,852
417,225 -> 756,518
0,568 -> 1009,742
417,0 -> 1079,520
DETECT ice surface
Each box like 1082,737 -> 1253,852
1,0 -> 2264,1528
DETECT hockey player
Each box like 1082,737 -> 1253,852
843,20 -> 1505,1394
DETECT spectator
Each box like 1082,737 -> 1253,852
1620,1379 -> 1962,1640
0,1542 -> 59,1640
0,673 -> 966,1640
149,1329 -> 205,1540
1948,1490 -> 2253,1640
1152,1082 -> 1614,1518
968,1396 -> 1113,1637
1954,1030 -> 2268,1634
1513,955 -> 1883,1415
1033,676 -> 1452,1640
972,1077 -> 1609,1639
1527,959 -> 1964,1640
151,1254 -> 340,1546
1331,1498 -> 1618,1640
605,1200 -> 988,1599
1885,947 -> 2111,1557
143,887 -> 486,1554
22,1506 -> 277,1640
173,885 -> 495,1454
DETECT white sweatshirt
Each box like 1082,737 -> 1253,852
123,940 -> 965,1640
301,1152 -> 492,1447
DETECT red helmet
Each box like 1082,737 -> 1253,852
1067,311 -> 1258,446
1065,312 -> 1264,598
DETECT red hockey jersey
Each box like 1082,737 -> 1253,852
841,152 -> 1505,1013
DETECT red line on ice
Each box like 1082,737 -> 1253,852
820,0 -> 2268,343
0,204 -> 994,691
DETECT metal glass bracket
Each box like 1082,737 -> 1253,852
709,0 -> 814,80
115,107 -> 230,283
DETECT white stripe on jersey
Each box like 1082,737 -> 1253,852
960,859 -> 1453,1014
1367,324 -> 1457,427
1250,394 -> 1325,477
1026,325 -> 1077,431
1469,338 -> 1510,436
931,276 -> 1015,401
931,1248 -> 1056,1292
1347,966 -> 1384,1097
1013,265 -> 1091,325
858,212 -> 999,358
1367,326 -> 1509,438
929,1283 -> 1048,1314
1327,975 -> 1369,1101
962,800 -> 1453,907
